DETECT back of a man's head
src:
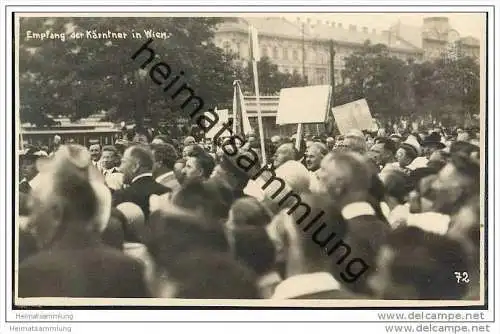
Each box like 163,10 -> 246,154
232,225 -> 276,276
309,142 -> 328,155
130,144 -> 154,170
28,145 -> 99,246
230,196 -> 272,228
337,135 -> 367,155
154,250 -> 259,299
382,226 -> 469,299
50,145 -> 99,222
449,154 -> 480,197
274,143 -> 297,167
171,180 -> 230,223
101,208 -> 126,250
274,160 -> 311,194
146,208 -> 229,269
289,192 -> 347,270
380,169 -> 412,204
196,150 -> 216,179
325,151 -> 372,194
116,202 -> 146,243
152,143 -> 178,170
374,137 -> 397,156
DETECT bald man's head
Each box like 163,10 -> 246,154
305,142 -> 328,171
273,143 -> 297,168
316,151 -> 372,202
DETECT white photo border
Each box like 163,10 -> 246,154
1,0 -> 497,325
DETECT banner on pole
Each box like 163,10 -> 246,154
232,80 -> 252,137
330,98 -> 374,135
205,108 -> 229,139
276,85 -> 332,125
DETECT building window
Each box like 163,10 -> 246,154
273,47 -> 279,59
318,52 -> 326,64
293,49 -> 299,61
222,41 -> 231,54
261,46 -> 269,58
235,42 -> 241,59
283,48 -> 289,60
316,68 -> 327,84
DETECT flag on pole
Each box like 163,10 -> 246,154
232,80 -> 252,137
248,25 -> 260,61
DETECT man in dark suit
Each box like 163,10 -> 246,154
19,234 -> 148,298
18,144 -> 148,298
113,145 -> 170,219
316,151 -> 391,296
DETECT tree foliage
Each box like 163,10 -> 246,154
19,17 -> 242,126
335,40 -> 480,127
335,41 -> 415,122
412,55 -> 480,126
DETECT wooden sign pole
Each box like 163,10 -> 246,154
295,123 -> 303,151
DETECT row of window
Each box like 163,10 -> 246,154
222,41 -> 330,64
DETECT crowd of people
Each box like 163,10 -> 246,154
17,125 -> 481,301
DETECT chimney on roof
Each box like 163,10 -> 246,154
349,24 -> 357,31
362,26 -> 368,33
331,21 -> 335,27
338,22 -> 343,28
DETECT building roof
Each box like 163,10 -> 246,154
216,17 -> 422,54
216,17 -> 303,40
388,22 -> 424,49
458,36 -> 480,46
389,21 -> 480,49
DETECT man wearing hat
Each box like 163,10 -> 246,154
421,132 -> 446,158
389,133 -> 403,145
381,140 -> 419,176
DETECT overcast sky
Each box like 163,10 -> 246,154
281,13 -> 486,39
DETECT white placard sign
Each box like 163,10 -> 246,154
331,98 -> 374,135
276,85 -> 332,125
205,109 -> 229,138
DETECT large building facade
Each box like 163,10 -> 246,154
213,16 -> 480,138
214,17 -> 424,86
214,16 -> 480,86
387,16 -> 480,61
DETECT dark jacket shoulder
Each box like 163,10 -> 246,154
18,243 -> 148,298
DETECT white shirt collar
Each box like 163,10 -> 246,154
155,170 -> 174,183
131,172 -> 153,184
103,166 -> 118,174
341,202 -> 376,220
272,272 -> 341,299
27,173 -> 41,188
257,271 -> 282,289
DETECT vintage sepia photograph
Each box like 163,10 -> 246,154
12,10 -> 486,308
